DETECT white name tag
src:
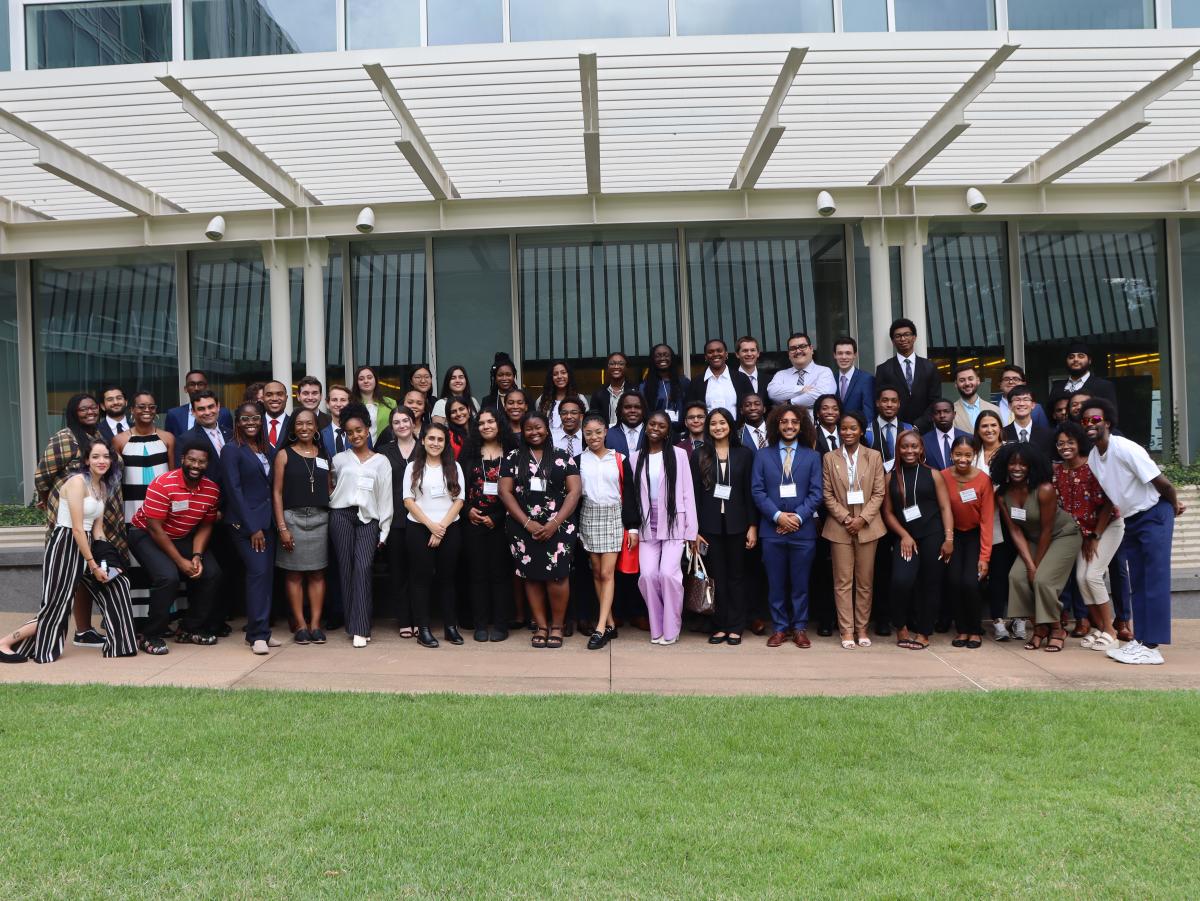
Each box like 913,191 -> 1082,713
779,484 -> 797,498
903,504 -> 922,522
529,477 -> 546,492
483,481 -> 499,496
356,475 -> 375,491
430,484 -> 446,499
1010,506 -> 1027,522
846,489 -> 865,506
959,488 -> 978,503
315,458 -> 329,470
666,410 -> 678,422
171,500 -> 189,512
713,484 -> 732,500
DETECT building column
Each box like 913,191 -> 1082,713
262,241 -> 294,397
862,220 -> 893,369
900,220 -> 929,359
303,239 -> 329,390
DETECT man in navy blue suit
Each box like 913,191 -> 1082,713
604,392 -> 647,457
261,380 -> 291,458
176,391 -> 232,488
864,387 -> 913,466
922,399 -> 969,470
750,404 -> 824,649
165,369 -> 233,437
832,336 -> 875,425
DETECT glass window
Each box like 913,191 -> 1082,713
186,0 -> 335,59
676,0 -> 832,35
509,0 -> 668,41
350,241 -> 428,394
1020,220 -> 1165,450
433,235 -> 512,401
895,0 -> 995,30
0,263 -> 22,503
189,249 -> 272,409
34,254 -> 177,446
1180,219 -> 1200,462
290,253 -> 345,394
0,1 -> 11,71
1008,0 -> 1153,28
518,232 -> 678,398
686,227 -> 847,379
345,0 -> 420,50
843,0 -> 888,31
1176,0 -> 1200,27
428,0 -> 502,45
26,0 -> 170,70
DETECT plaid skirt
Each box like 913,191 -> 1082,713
579,499 -> 623,554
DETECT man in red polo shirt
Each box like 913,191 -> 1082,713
127,442 -> 223,655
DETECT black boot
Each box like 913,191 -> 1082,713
417,627 -> 439,648
444,626 -> 464,645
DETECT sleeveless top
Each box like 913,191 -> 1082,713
121,432 -> 170,522
888,463 -> 941,539
1000,488 -> 1078,541
55,478 -> 104,530
281,446 -> 331,510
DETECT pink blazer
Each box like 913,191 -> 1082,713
628,446 -> 698,541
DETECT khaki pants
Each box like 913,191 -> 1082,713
831,539 -> 878,639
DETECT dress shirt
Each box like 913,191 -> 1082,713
896,352 -> 918,383
622,424 -> 644,449
1013,418 -> 1034,442
553,429 -> 583,457
579,448 -> 622,505
959,397 -> 982,428
703,367 -> 738,413
934,427 -> 954,468
605,384 -> 626,426
105,416 -> 130,435
330,450 -> 394,543
837,368 -> 855,400
766,362 -> 836,408
265,415 -> 286,446
745,423 -> 768,450
820,427 -> 839,451
1063,371 -> 1093,394
772,441 -> 800,524
203,426 -> 225,456
739,366 -> 760,395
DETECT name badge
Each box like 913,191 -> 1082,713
846,489 -> 865,505
315,458 -> 329,470
529,477 -> 547,492
959,488 -> 978,503
1010,506 -> 1027,522
713,484 -> 732,501
430,485 -> 446,499
666,410 -> 678,422
903,504 -> 922,522
357,475 -> 375,491
171,500 -> 189,512
779,484 -> 797,498
483,481 -> 499,496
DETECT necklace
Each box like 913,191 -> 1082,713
292,446 -> 318,493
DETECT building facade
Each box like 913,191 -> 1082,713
0,0 -> 1199,504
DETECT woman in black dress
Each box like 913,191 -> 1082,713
461,409 -> 512,642
498,412 -> 582,648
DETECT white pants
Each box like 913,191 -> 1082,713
1075,518 -> 1125,607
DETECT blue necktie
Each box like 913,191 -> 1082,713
885,423 -> 895,459
904,359 -> 914,391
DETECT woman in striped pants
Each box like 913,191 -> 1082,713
0,439 -> 137,663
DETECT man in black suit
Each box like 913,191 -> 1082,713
1049,342 -> 1118,409
261,380 -> 291,458
734,335 -> 772,401
176,391 -> 231,487
686,338 -> 755,413
1002,386 -> 1056,458
589,351 -> 632,427
97,384 -> 130,441
874,317 -> 942,432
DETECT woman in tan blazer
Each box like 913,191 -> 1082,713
822,411 -> 887,648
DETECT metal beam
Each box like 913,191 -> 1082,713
363,63 -> 460,201
1006,49 -> 1200,185
158,75 -> 321,209
728,46 -> 806,190
871,44 -> 1018,186
1138,146 -> 1200,183
0,196 -> 53,223
579,52 -> 601,195
0,108 -> 184,216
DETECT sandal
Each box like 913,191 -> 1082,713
910,636 -> 930,650
897,638 -> 921,649
531,626 -> 549,649
1044,629 -> 1067,653
546,625 -> 564,649
1024,626 -> 1048,651
137,636 -> 169,656
397,626 -> 416,639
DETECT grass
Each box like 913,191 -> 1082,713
1,687 -> 1198,899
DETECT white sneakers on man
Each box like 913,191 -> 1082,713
992,621 -> 1011,642
352,635 -> 368,649
1106,640 -> 1164,665
1010,619 -> 1028,642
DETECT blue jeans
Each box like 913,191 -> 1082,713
1121,499 -> 1174,645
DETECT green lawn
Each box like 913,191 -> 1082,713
1,686 -> 1198,899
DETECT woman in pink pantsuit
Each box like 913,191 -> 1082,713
630,411 -> 698,645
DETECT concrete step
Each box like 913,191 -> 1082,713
1176,486 -> 1200,569
0,526 -> 43,549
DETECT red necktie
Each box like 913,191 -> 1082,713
269,419 -> 278,446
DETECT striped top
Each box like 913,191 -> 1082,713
121,432 -> 170,522
131,468 -> 221,538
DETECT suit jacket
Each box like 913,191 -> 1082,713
952,398 -> 1000,433
262,412 -> 290,459
97,419 -> 130,442
821,446 -> 887,545
165,403 -> 233,437
176,424 -> 233,490
1003,422 -> 1057,459
835,369 -> 876,425
627,446 -> 698,541
996,398 -> 1050,430
922,427 -> 969,471
815,428 -> 840,455
736,366 -> 773,402
690,445 -> 755,535
220,442 -> 273,534
739,422 -> 769,452
864,418 -> 914,463
685,368 -> 755,413
750,444 -> 824,539
874,356 -> 941,431
604,426 -> 646,458
1049,375 -> 1118,409
589,385 -> 633,425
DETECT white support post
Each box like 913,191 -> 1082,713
728,47 -> 806,190
900,224 -> 928,359
15,258 -> 36,503
262,241 -> 295,394
1006,220 -> 1024,368
303,239 -> 329,404
364,63 -> 460,201
862,220 -> 894,369
174,250 -> 192,403
579,53 -> 601,195
1165,218 -> 1189,462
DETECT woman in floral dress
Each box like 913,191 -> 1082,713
499,412 -> 582,648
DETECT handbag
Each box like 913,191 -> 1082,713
682,544 -> 716,615
614,452 -> 639,575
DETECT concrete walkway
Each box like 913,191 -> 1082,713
2,613 -> 1199,696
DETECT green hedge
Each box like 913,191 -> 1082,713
1162,462 -> 1200,486
0,505 -> 45,527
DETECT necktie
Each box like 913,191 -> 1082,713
839,374 -> 848,400
210,430 -> 224,457
796,369 -> 806,387
693,440 -> 703,450
269,418 -> 279,446
566,435 -> 575,456
115,421 -> 125,434
904,359 -> 914,391
783,446 -> 793,475
829,433 -> 838,451
884,423 -> 895,459
943,434 -> 951,468
1020,429 -> 1028,443
755,428 -> 766,449
336,429 -> 346,453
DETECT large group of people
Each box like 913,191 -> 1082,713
1,322 -> 1186,668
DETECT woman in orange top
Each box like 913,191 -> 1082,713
940,435 -> 994,649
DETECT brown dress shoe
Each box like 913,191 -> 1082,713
749,619 -> 768,636
1115,620 -> 1134,642
766,631 -> 789,647
633,616 -> 651,632
793,630 -> 811,648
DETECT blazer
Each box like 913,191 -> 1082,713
1002,422 -> 1057,459
175,424 -> 233,489
604,425 -> 646,458
262,412 -> 290,459
627,446 -> 698,541
922,427 -> 969,470
220,442 -> 273,535
815,429 -> 840,455
874,356 -> 942,431
165,403 -> 233,437
589,384 -> 633,424
690,444 -> 755,535
684,368 -> 756,413
836,368 -> 876,425
97,419 -> 130,442
996,398 -> 1050,430
1049,375 -> 1118,408
750,444 -> 824,539
864,418 -> 914,462
736,366 -> 773,402
821,446 -> 887,545
952,398 -> 1000,434
739,422 -> 769,452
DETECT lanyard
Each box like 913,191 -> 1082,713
898,463 -> 921,508
841,446 -> 860,489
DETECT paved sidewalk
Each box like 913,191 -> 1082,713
2,612 -> 1198,696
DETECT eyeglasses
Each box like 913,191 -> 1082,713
787,343 -> 811,352
134,403 -> 158,411
1081,415 -> 1105,425
77,404 -> 99,413
238,414 -> 262,423
892,331 -> 915,339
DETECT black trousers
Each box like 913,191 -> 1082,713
870,534 -> 894,625
705,529 -> 748,634
128,527 -> 222,639
386,527 -> 412,627
988,537 -> 1016,620
809,535 -> 834,629
947,529 -> 983,634
465,519 -> 513,628
568,537 -> 597,624
889,531 -> 943,636
406,521 -> 462,628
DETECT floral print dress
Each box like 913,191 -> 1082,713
502,446 -> 579,581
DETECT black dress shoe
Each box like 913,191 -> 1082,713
489,627 -> 509,642
817,623 -> 834,637
727,634 -> 742,646
875,623 -> 892,637
473,628 -> 489,643
444,626 -> 465,645
586,631 -> 606,650
707,633 -> 728,645
604,626 -> 618,641
417,627 -> 439,648
216,622 -> 233,638
562,620 -> 575,637
951,637 -> 968,648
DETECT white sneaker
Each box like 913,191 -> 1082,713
352,635 -> 368,649
992,621 -> 1011,642
1011,620 -> 1028,641
250,639 -> 269,655
1107,639 -> 1140,661
1111,643 -> 1164,665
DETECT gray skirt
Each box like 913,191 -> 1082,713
278,506 -> 329,571
579,499 -> 623,554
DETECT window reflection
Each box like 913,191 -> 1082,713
429,0 -> 503,45
1008,0 -> 1153,28
346,0 -> 420,50
676,0 -> 833,35
509,0 -> 668,41
186,0 -> 335,59
189,250 -> 272,409
27,0 -> 171,70
0,264 -> 21,502
1176,0 -> 1200,27
351,242 -> 428,394
895,0 -> 994,30
842,0 -> 888,31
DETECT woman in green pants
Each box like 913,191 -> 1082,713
993,443 -> 1082,652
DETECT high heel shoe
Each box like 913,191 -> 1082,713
417,627 -> 439,648
444,626 -> 464,646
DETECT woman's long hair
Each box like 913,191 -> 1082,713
74,436 -> 122,498
459,408 -> 503,468
408,423 -> 461,500
634,410 -> 679,531
695,407 -> 740,493
990,441 -> 1053,493
642,344 -> 685,411
439,365 -> 474,406
351,364 -> 383,403
537,359 -> 580,416
405,363 -> 436,409
232,401 -> 267,454
64,393 -> 100,450
765,403 -> 817,449
973,409 -> 1005,447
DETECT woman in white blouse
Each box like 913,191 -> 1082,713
403,423 -> 466,649
329,403 -> 393,648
